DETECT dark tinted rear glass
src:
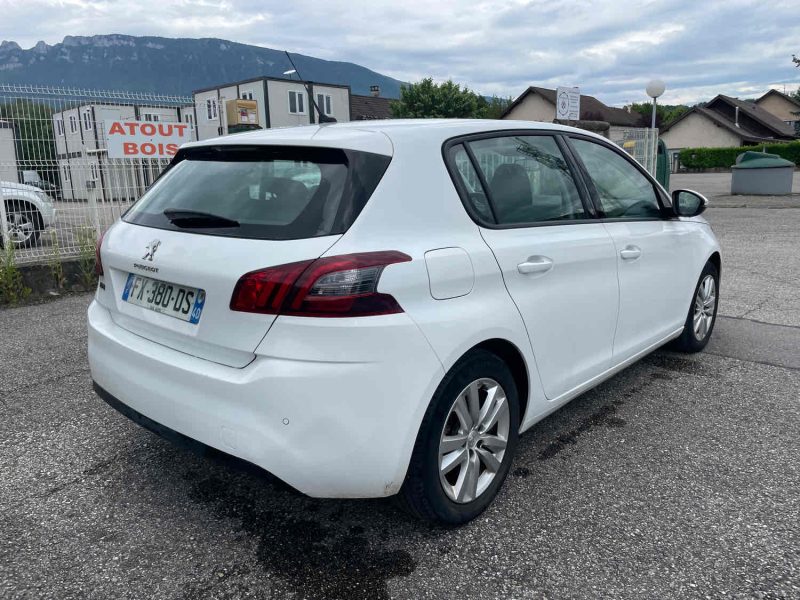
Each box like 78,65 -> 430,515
124,145 -> 391,240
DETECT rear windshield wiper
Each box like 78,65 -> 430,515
163,209 -> 240,228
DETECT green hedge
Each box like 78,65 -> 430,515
679,141 -> 800,169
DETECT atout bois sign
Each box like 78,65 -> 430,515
104,121 -> 193,159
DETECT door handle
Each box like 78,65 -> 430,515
517,256 -> 554,275
620,245 -> 642,260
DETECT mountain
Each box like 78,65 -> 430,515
0,35 -> 404,98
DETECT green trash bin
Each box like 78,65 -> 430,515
655,139 -> 670,190
731,151 -> 795,195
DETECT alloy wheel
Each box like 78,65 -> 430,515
6,211 -> 34,245
438,378 -> 510,504
693,274 -> 716,341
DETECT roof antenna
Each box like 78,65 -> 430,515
284,51 -> 337,124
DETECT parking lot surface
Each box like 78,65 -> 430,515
2,175 -> 799,599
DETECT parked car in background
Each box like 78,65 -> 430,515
1,180 -> 56,248
22,170 -> 62,201
89,119 -> 721,524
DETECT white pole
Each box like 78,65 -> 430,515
0,182 -> 9,246
87,183 -> 101,238
651,97 -> 657,130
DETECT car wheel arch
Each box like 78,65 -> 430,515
4,198 -> 44,229
708,251 -> 721,280
455,338 -> 530,427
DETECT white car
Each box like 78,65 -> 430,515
1,180 -> 56,248
88,120 -> 720,524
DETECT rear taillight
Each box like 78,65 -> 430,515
230,251 -> 411,317
94,230 -> 106,277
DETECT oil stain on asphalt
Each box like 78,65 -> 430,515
536,402 -> 627,461
183,470 -> 416,600
530,358 -> 682,463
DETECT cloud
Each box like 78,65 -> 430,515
2,0 -> 799,105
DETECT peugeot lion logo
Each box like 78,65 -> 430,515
142,240 -> 161,261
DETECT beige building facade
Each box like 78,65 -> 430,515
754,90 -> 800,129
659,111 -> 743,151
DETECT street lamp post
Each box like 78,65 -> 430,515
646,79 -> 666,129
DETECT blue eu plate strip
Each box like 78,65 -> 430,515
122,273 -> 135,301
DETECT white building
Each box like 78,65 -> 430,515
52,103 -> 196,201
0,120 -> 18,183
192,76 -> 351,141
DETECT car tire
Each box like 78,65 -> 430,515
1,202 -> 42,249
670,261 -> 719,353
397,349 -> 520,525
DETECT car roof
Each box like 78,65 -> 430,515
181,119 -> 606,157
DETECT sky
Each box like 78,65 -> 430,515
2,0 -> 799,106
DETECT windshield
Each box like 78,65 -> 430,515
124,145 -> 391,240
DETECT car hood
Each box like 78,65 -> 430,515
1,181 -> 46,195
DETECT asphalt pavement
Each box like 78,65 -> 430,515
1,175 -> 798,599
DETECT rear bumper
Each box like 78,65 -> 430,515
87,300 -> 443,498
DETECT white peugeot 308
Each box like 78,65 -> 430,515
89,120 -> 720,524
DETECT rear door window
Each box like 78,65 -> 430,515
447,144 -> 494,222
124,146 -> 391,240
449,135 -> 587,225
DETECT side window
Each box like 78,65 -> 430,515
570,138 -> 661,219
466,135 -> 585,224
288,91 -> 306,115
447,144 -> 493,222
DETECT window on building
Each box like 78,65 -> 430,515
69,115 -> 78,133
206,98 -> 218,121
142,112 -> 161,122
241,91 -> 254,100
288,90 -> 306,115
82,110 -> 92,131
55,119 -> 64,136
90,163 -> 99,179
316,93 -> 333,116
184,113 -> 195,128
62,165 -> 70,182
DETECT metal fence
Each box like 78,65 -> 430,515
0,85 -> 661,266
0,84 -> 195,265
613,127 -> 659,176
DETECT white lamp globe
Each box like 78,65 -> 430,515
646,79 -> 666,99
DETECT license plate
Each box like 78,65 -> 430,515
122,273 -> 206,324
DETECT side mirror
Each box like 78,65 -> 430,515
672,189 -> 708,217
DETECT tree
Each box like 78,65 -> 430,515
0,99 -> 57,183
629,102 -> 689,127
478,95 -> 513,119
629,102 -> 668,127
391,78 -> 509,119
790,55 -> 800,101
664,105 -> 689,125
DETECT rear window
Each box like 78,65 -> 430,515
124,145 -> 391,240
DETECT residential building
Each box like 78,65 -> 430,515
192,77 -> 351,141
754,89 -> 800,133
501,86 -> 643,140
52,103 -> 195,201
351,85 -> 393,120
660,94 -> 797,170
0,120 -> 18,183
